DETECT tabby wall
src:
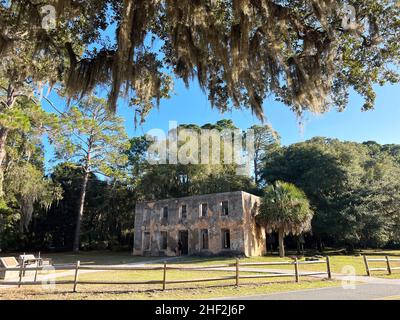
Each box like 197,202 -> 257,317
133,191 -> 265,257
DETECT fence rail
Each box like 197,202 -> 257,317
363,255 -> 400,276
0,257 -> 332,293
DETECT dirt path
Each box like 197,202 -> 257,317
0,257 -> 180,289
2,258 -> 399,291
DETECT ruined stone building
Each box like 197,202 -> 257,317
133,191 -> 266,257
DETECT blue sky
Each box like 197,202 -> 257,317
49,14 -> 400,146
42,78 -> 400,171
116,79 -> 400,146
41,9 -> 400,167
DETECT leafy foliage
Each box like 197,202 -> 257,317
51,96 -> 130,251
258,181 -> 314,236
132,120 -> 256,200
248,124 -> 280,186
0,95 -> 62,236
25,163 -> 135,251
262,138 -> 400,249
0,1 -> 399,122
52,96 -> 130,179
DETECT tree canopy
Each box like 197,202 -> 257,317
1,112 -> 400,253
133,120 -> 256,200
0,92 -> 61,233
1,1 -> 399,123
51,96 -> 129,251
262,137 -> 400,249
249,124 -> 280,186
258,181 -> 313,257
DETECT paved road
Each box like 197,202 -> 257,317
224,283 -> 400,300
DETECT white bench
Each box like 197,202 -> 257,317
19,253 -> 52,267
18,254 -> 37,265
18,254 -> 41,277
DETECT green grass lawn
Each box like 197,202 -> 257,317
1,251 -> 161,266
0,267 -> 338,300
40,251 -> 161,266
4,249 -> 400,278
1,249 -> 399,300
0,280 -> 340,300
169,253 -> 400,277
39,251 -> 399,277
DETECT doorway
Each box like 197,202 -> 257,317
179,230 -> 189,255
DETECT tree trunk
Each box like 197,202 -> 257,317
73,170 -> 89,252
296,235 -> 305,255
0,84 -> 17,200
254,157 -> 258,186
296,237 -> 301,255
278,228 -> 285,257
0,127 -> 9,200
317,237 -> 323,252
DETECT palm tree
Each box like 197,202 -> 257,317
257,181 -> 314,257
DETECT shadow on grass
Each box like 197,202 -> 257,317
10,279 -> 326,298
4,248 -> 400,267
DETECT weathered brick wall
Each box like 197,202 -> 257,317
133,191 -> 265,257
242,193 -> 266,256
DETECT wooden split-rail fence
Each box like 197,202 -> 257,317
0,257 -> 332,293
363,255 -> 400,276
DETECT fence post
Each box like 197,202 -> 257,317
386,256 -> 392,275
235,258 -> 240,287
363,255 -> 371,277
73,260 -> 80,293
162,261 -> 167,291
18,257 -> 25,288
34,264 -> 39,283
294,258 -> 300,283
326,256 -> 332,279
